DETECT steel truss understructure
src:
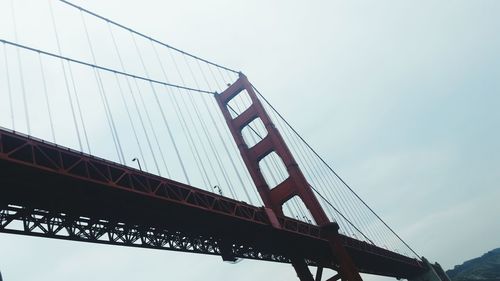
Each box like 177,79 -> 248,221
0,204 -> 289,263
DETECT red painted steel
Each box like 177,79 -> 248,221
215,73 -> 329,225
215,74 -> 365,281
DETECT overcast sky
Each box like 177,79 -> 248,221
1,0 -> 499,280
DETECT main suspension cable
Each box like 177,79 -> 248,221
56,0 -> 239,74
0,39 -> 214,95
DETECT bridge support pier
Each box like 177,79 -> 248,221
322,222 -> 363,281
315,267 -> 324,281
290,222 -> 364,281
291,257 -> 315,281
408,257 -> 451,281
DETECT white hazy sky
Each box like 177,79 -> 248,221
1,1 -> 499,280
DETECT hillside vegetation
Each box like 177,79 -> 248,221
447,248 -> 500,281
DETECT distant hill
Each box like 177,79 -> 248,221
447,248 -> 500,281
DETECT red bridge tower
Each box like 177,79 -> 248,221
216,73 -> 363,281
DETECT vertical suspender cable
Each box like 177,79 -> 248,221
37,53 -> 56,143
11,0 -> 30,134
132,78 -> 168,176
131,37 -> 174,178
48,0 -> 83,151
150,43 -> 211,188
271,107 -> 366,236
182,56 -> 237,198
80,10 -> 125,164
271,114 -> 350,230
107,23 -> 161,175
314,150 -> 387,244
131,35 -> 190,182
164,48 -> 218,188
67,63 -> 92,153
262,87 -> 388,243
113,73 -> 148,172
271,100 -> 391,245
2,43 -> 15,130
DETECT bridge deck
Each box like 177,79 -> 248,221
0,128 -> 423,278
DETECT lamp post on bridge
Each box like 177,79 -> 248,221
132,158 -> 142,171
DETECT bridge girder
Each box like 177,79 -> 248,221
0,127 -> 424,279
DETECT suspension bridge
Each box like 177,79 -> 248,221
0,1 -> 450,281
